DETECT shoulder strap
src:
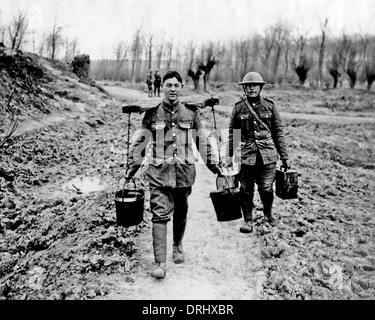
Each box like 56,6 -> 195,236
244,99 -> 271,133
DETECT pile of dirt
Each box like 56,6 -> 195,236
0,48 -> 148,299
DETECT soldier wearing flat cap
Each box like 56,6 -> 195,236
126,70 -> 223,279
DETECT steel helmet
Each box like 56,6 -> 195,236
238,72 -> 267,85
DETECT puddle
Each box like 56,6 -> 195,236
62,176 -> 107,194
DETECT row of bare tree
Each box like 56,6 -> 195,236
2,10 -> 375,90
0,10 -> 78,62
91,20 -> 375,90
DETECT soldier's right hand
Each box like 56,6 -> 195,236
222,157 -> 233,169
124,168 -> 134,180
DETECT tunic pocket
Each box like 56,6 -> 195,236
237,113 -> 250,131
179,121 -> 193,129
151,121 -> 166,130
259,111 -> 272,129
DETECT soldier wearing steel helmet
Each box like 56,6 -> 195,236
224,71 -> 290,233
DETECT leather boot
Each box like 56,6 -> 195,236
260,191 -> 278,227
172,218 -> 186,264
239,190 -> 253,233
151,222 -> 167,279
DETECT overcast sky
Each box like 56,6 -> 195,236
1,0 -> 375,59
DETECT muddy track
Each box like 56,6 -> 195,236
1,81 -> 374,300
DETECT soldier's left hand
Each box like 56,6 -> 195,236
281,160 -> 291,172
215,166 -> 224,177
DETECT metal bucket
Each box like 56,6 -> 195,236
210,176 -> 242,222
114,178 -> 145,227
275,169 -> 299,199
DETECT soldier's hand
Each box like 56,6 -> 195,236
222,157 -> 233,169
281,160 -> 291,172
217,166 -> 224,177
124,167 -> 136,180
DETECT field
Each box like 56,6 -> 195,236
0,52 -> 375,300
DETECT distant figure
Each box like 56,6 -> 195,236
224,71 -> 291,233
153,69 -> 162,97
146,70 -> 153,97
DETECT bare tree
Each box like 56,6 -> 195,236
130,29 -> 143,82
145,33 -> 154,71
64,37 -> 78,63
70,37 -> 78,59
155,41 -> 164,70
317,18 -> 329,87
271,22 -> 290,82
361,33 -> 375,90
358,32 -> 370,65
174,46 -> 182,71
1,27 -> 6,43
8,10 -> 28,51
165,40 -> 173,70
283,36 -> 292,79
196,42 -> 217,92
226,41 -> 236,81
292,32 -> 313,85
38,33 -> 47,57
339,33 -> 360,88
346,47 -> 359,88
47,20 -> 64,60
113,41 -> 129,79
256,26 -> 278,79
187,69 -> 202,90
31,29 -> 36,54
236,38 -> 251,77
0,11 -> 6,44
326,50 -> 341,88
186,41 -> 196,70
364,54 -> 375,90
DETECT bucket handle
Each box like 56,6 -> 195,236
120,177 -> 138,199
216,175 -> 233,193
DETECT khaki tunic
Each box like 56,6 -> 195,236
226,96 -> 289,165
127,100 -> 220,188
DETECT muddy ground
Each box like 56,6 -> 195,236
0,52 -> 374,300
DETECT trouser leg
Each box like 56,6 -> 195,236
256,160 -> 277,226
259,190 -> 274,218
238,165 -> 255,233
238,165 -> 255,222
172,187 -> 192,263
149,186 -> 174,278
152,222 -> 167,264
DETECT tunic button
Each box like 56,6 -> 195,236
173,144 -> 176,147
172,111 -> 175,115
172,123 -> 175,126
172,133 -> 176,137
